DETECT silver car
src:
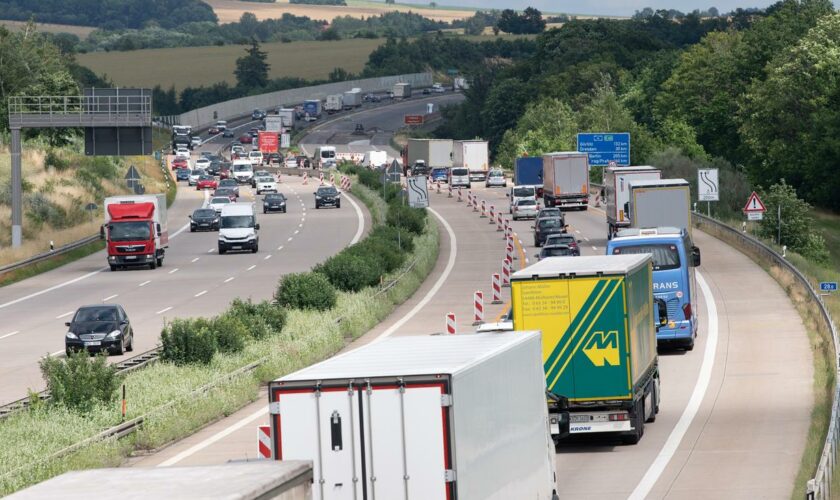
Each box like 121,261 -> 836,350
512,198 -> 538,220
485,169 -> 507,188
188,168 -> 205,186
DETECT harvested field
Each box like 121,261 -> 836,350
206,0 -> 476,23
0,19 -> 95,38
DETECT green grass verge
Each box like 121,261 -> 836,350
0,240 -> 105,289
0,188 -> 439,495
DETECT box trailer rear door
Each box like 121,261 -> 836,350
272,381 -> 452,500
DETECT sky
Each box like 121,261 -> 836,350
399,0 -> 838,17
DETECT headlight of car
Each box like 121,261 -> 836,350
65,331 -> 78,339
315,195 -> 321,199
107,330 -> 121,339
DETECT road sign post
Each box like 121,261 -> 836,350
407,175 -> 429,208
698,168 -> 719,217
576,133 -> 631,166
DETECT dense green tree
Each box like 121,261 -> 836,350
495,98 -> 579,168
756,180 -> 829,262
480,78 -> 531,155
234,39 -> 270,89
496,7 -> 545,34
0,0 -> 217,29
739,13 -> 840,209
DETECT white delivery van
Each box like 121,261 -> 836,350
314,146 -> 336,169
267,331 -> 559,500
509,185 -> 537,213
449,166 -> 470,188
231,159 -> 254,184
218,203 -> 259,254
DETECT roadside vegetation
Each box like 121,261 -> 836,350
0,173 -> 439,495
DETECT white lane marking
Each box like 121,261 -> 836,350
345,193 -> 365,245
288,237 -> 293,242
0,269 -> 105,310
56,311 -> 73,319
208,248 -> 215,253
139,280 -> 151,287
277,246 -> 283,251
628,270 -> 719,499
194,290 -> 207,298
156,306 -> 173,315
592,246 -> 598,251
294,230 -> 299,235
224,277 -> 234,283
170,222 -> 191,238
264,255 -> 272,260
247,265 -> 256,271
298,223 -> 303,228
583,236 -> 590,241
375,207 -> 455,341
575,230 -> 581,234
191,257 -> 200,263
0,331 -> 21,340
168,268 -> 179,274
102,294 -> 119,302
158,405 -> 268,467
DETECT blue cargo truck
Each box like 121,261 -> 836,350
302,99 -> 321,121
514,157 -> 543,187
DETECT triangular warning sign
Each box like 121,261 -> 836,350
124,165 -> 141,181
743,191 -> 766,213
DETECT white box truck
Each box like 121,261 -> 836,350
267,332 -> 559,500
325,94 -> 343,114
362,150 -> 388,168
277,108 -> 295,129
342,89 -> 362,109
542,151 -> 589,210
604,165 -> 662,239
407,138 -> 453,170
393,82 -> 412,98
452,139 -> 489,182
628,178 -> 692,235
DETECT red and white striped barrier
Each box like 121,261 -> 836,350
471,193 -> 478,212
448,184 -> 453,198
457,187 -> 463,202
276,171 -> 282,183
488,205 -> 496,225
319,171 -> 324,185
502,258 -> 511,287
446,312 -> 456,335
258,425 -> 271,459
302,171 -> 308,185
436,181 -> 441,194
480,200 -> 487,218
330,173 -> 336,185
496,212 -> 503,232
491,274 -> 503,304
473,290 -> 484,325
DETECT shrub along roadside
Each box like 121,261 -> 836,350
0,175 -> 440,495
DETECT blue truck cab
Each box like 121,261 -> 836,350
607,227 -> 701,350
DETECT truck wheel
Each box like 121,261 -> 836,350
157,257 -> 164,268
683,337 -> 695,351
109,264 -> 117,272
218,246 -> 226,255
622,400 -> 644,445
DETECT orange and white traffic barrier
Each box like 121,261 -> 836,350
480,200 -> 487,218
488,205 -> 496,224
491,274 -> 503,304
502,258 -> 511,287
506,241 -> 514,263
330,173 -> 335,185
473,291 -> 484,325
277,171 -> 282,183
319,172 -> 324,185
446,312 -> 456,335
457,187 -> 463,202
302,171 -> 308,185
448,184 -> 453,198
258,425 -> 272,459
496,212 -> 504,232
471,194 -> 478,212
436,181 -> 441,194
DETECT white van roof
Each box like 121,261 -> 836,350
220,203 -> 254,217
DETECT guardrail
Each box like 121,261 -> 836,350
689,212 -> 839,499
0,235 -> 100,277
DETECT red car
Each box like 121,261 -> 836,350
196,176 -> 218,190
171,158 -> 188,169
208,126 -> 220,135
239,135 -> 253,144
213,187 -> 237,202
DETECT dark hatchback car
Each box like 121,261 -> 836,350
545,233 -> 580,255
189,208 -> 220,232
175,168 -> 190,181
263,193 -> 287,213
65,305 -> 134,356
537,244 -> 574,261
314,186 -> 340,209
533,217 -> 567,247
214,187 -> 237,202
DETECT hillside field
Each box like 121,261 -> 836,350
77,38 -> 385,91
0,19 -> 95,37
206,0 -> 476,23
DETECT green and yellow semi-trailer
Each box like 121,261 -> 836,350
511,254 -> 666,445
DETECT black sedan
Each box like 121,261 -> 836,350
222,129 -> 234,138
315,186 -> 340,209
263,193 -> 287,213
65,304 -> 134,356
189,208 -> 220,231
533,217 -> 566,247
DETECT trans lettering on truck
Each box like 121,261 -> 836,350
653,281 -> 679,291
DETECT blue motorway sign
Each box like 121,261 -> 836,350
820,282 -> 838,292
577,133 -> 631,166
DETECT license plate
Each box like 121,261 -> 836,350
125,255 -> 137,260
232,245 -> 242,250
84,341 -> 101,346
570,415 -> 590,423
200,223 -> 209,227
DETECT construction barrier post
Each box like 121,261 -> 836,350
489,205 -> 496,224
302,171 -> 308,185
446,312 -> 456,335
496,212 -> 503,232
457,187 -> 463,202
472,291 -> 484,325
258,425 -> 272,459
448,184 -> 453,198
436,181 -> 441,194
480,200 -> 487,218
502,258 -> 511,287
491,274 -> 503,304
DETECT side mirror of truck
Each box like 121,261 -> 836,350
255,223 -> 261,230
655,298 -> 668,330
692,246 -> 701,267
99,225 -> 105,240
156,223 -> 162,237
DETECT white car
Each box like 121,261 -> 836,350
231,161 -> 254,184
255,175 -> 278,195
216,120 -> 228,131
188,169 -> 205,186
512,198 -> 538,220
208,196 -> 232,213
485,169 -> 507,188
174,148 -> 190,160
190,136 -> 202,147
194,157 -> 211,170
248,151 -> 263,166
431,83 -> 445,93
284,156 -> 298,168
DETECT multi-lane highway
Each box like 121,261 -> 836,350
126,100 -> 814,499
0,121 -> 370,405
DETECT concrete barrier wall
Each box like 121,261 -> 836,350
178,72 -> 433,129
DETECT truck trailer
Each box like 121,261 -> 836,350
514,156 -> 544,188
406,138 -> 453,173
324,94 -> 343,114
342,89 -> 362,109
267,332 -> 559,500
303,99 -> 322,121
276,108 -> 295,129
511,255 -> 666,445
103,194 -> 168,271
393,82 -> 412,98
627,178 -> 692,235
604,166 -> 662,239
453,139 -> 489,182
542,151 -> 589,210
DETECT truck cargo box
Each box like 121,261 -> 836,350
604,166 -> 661,238
542,152 -> 589,210
452,140 -> 489,182
628,178 -> 691,235
269,332 -> 558,500
514,156 -> 544,186
407,138 -> 452,169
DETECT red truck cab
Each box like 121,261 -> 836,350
103,195 -> 168,271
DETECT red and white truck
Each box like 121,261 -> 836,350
604,165 -> 662,239
102,194 -> 168,271
542,151 -> 590,210
266,331 -> 559,500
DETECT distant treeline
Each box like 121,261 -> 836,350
0,0 -> 216,29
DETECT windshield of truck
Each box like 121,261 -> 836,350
221,215 -> 255,229
451,168 -> 468,176
611,243 -> 681,271
513,186 -> 535,197
233,164 -> 252,172
109,221 -> 151,241
320,150 -> 335,159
